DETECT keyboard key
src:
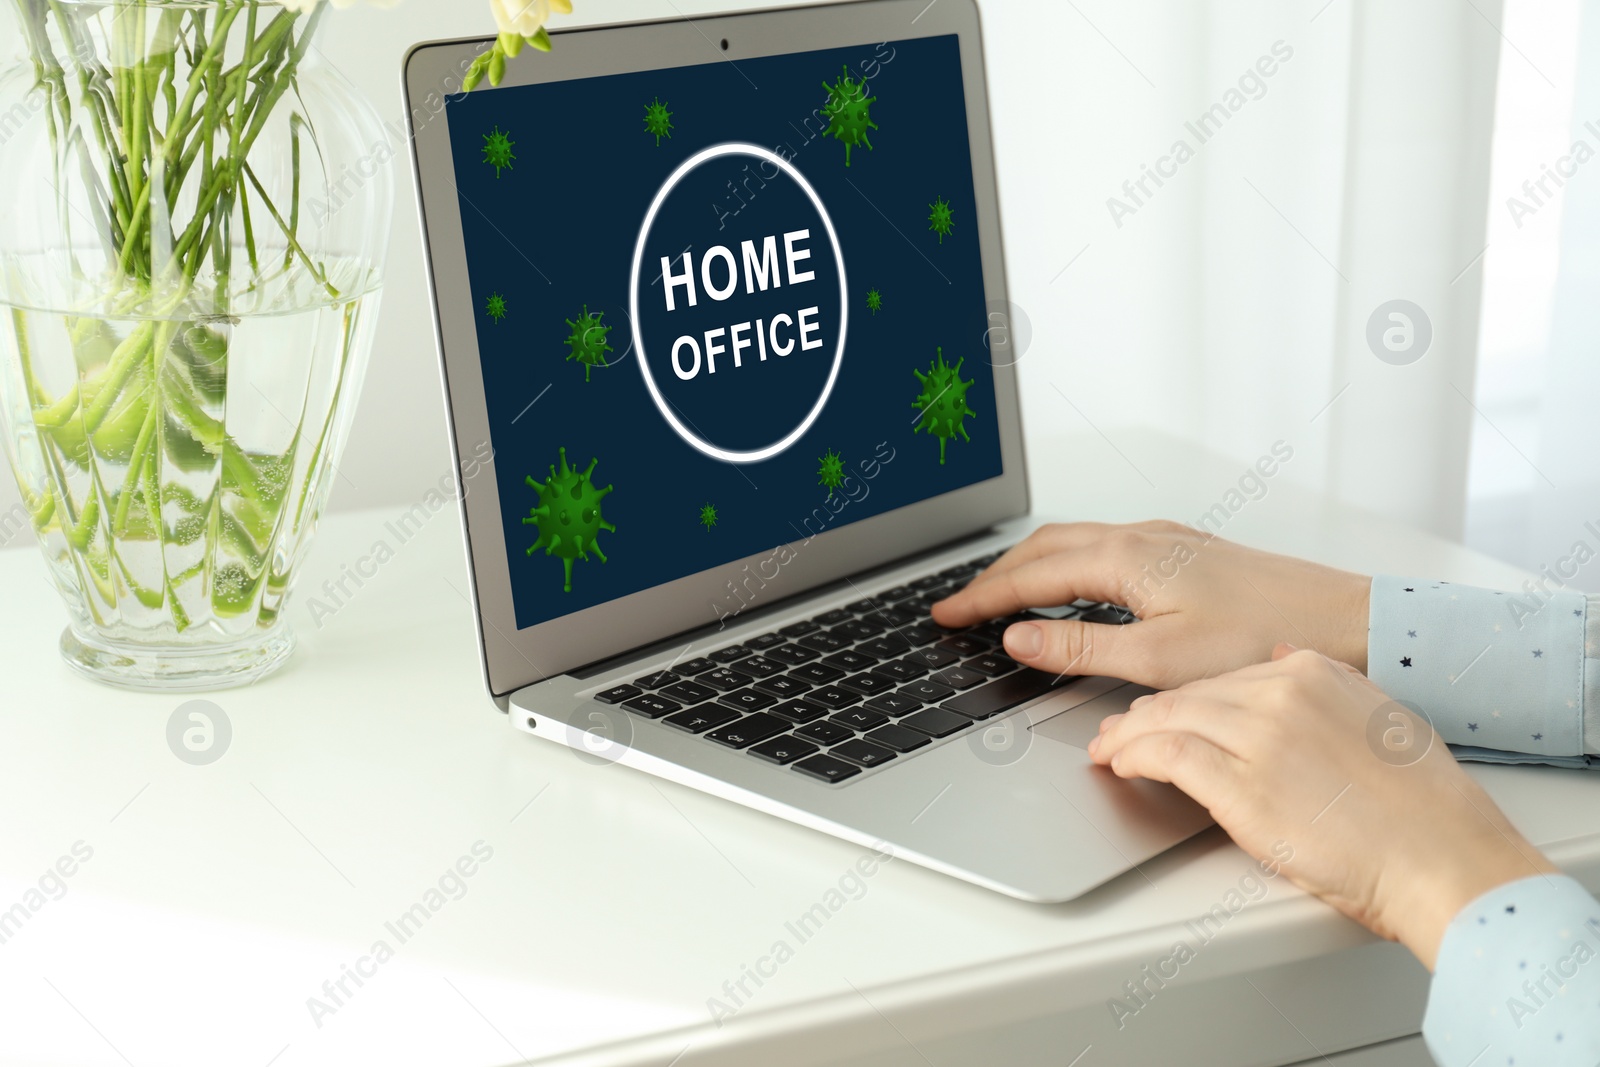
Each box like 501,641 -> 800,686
746,632 -> 786,650
832,707 -> 889,731
711,645 -> 752,664
864,724 -> 931,752
901,707 -> 975,738
824,649 -> 878,671
857,630 -> 911,655
929,666 -> 985,690
749,735 -> 820,765
942,669 -> 1066,720
765,644 -> 821,666
838,672 -> 896,697
864,692 -> 923,717
734,655 -> 784,678
799,632 -> 851,653
938,634 -> 992,657
779,619 -> 821,637
622,694 -> 681,718
963,654 -> 1019,678
794,720 -> 854,745
790,662 -> 845,685
872,585 -> 916,603
873,608 -> 919,628
699,667 -> 754,692
912,575 -> 945,590
904,646 -> 958,670
792,754 -> 860,783
900,624 -> 946,646
872,660 -> 928,684
815,608 -> 854,626
675,657 -> 717,676
1080,606 -> 1138,625
939,563 -> 980,580
706,712 -> 789,749
633,670 -> 679,689
595,684 -> 642,704
831,739 -> 897,768
753,675 -> 812,699
807,686 -> 862,710
663,706 -> 740,733
718,688 -> 777,713
659,680 -> 716,704
971,615 -> 1033,643
831,619 -> 884,641
844,598 -> 877,613
771,699 -> 829,724
900,679 -> 955,703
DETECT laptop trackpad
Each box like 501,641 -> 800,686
1029,683 -> 1157,749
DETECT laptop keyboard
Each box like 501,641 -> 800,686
590,549 -> 1139,784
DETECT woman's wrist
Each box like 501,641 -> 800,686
1388,829 -> 1557,970
1331,571 -> 1371,672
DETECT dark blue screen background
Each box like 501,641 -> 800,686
445,33 -> 1005,630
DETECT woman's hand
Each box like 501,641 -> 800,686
932,521 -> 1371,690
1089,645 -> 1558,969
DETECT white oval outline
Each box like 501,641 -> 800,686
629,142 -> 849,465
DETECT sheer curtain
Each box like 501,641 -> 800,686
1466,0 -> 1600,593
991,0 -> 1503,539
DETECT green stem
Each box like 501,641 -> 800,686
242,163 -> 338,298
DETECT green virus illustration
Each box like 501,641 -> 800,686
866,288 -> 883,315
820,65 -> 878,167
911,347 -> 976,465
523,448 -> 615,593
817,448 -> 846,499
563,305 -> 614,382
699,502 -> 718,531
485,292 -> 507,323
928,196 -> 955,244
643,97 -> 674,146
481,126 -> 516,177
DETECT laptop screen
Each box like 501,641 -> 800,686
445,32 -> 1005,631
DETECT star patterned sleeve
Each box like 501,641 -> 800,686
1423,874 -> 1600,1067
1367,576 -> 1595,763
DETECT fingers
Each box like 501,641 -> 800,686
1093,687 -> 1255,761
1097,729 -> 1242,809
934,550 -> 1131,627
1001,616 -> 1167,686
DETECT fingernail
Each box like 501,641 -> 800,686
1086,736 -> 1099,756
1130,694 -> 1154,709
1006,622 -> 1043,658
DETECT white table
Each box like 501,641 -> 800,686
1,430 -> 1595,1067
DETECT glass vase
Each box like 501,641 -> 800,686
0,0 -> 393,690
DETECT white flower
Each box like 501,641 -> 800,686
490,0 -> 572,37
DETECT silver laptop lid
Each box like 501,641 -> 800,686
404,0 -> 1027,699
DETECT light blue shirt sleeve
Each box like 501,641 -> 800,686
1367,576 -> 1598,765
1423,874 -> 1600,1066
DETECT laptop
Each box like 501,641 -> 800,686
403,0 -> 1212,902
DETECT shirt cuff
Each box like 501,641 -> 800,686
1423,874 -> 1600,1067
1368,575 -> 1589,759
